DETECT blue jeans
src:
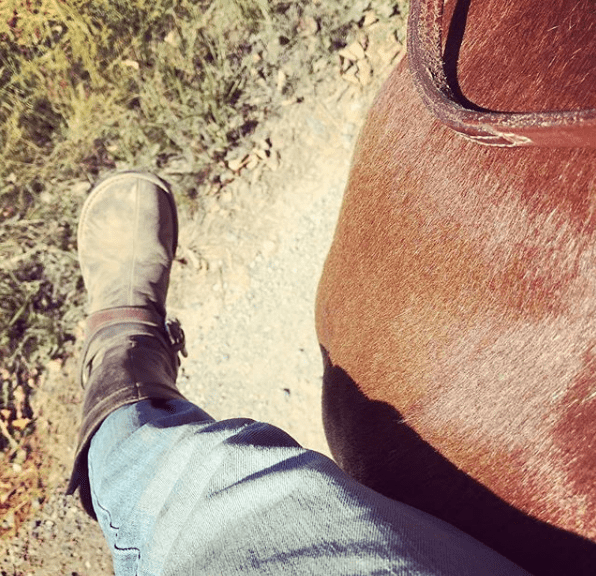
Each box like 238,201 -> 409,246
88,399 -> 528,575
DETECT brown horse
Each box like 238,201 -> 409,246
316,0 -> 596,574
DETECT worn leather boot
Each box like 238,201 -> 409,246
66,171 -> 187,518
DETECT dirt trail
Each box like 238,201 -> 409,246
169,87 -> 369,455
1,28 -> 401,576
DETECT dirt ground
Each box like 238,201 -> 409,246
0,16 -> 404,576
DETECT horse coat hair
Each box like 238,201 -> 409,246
316,1 -> 596,574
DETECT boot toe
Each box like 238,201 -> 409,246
77,172 -> 178,315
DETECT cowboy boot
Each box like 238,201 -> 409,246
66,171 -> 187,518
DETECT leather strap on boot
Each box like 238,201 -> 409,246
67,307 -> 187,518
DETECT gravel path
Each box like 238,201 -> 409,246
168,88 -> 370,455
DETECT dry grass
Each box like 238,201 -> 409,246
0,435 -> 45,539
0,0 -> 408,537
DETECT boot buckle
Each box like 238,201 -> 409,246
165,317 -> 188,358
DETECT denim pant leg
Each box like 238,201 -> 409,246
88,399 -> 529,576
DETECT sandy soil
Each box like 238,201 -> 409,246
0,18 -> 403,575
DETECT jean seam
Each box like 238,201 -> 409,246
90,445 -> 142,575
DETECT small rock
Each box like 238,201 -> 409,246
227,155 -> 249,172
338,41 -> 365,62
357,58 -> 373,86
342,66 -> 360,85
121,59 -> 139,70
71,181 -> 91,196
363,10 -> 378,27
276,69 -> 286,92
245,155 -> 259,171
164,29 -> 181,48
